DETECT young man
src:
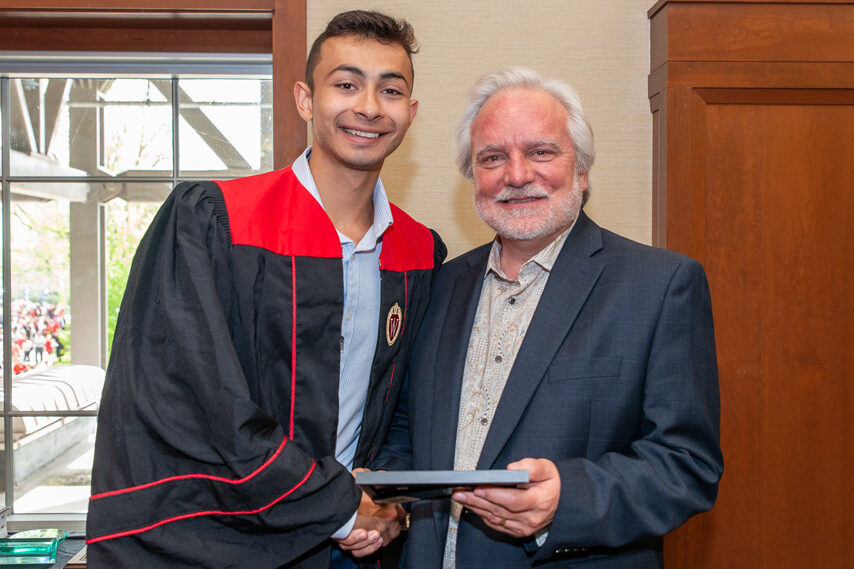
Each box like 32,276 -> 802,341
87,11 -> 445,569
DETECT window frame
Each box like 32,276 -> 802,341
0,0 -> 305,530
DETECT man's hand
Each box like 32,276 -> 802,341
451,458 -> 560,538
334,469 -> 405,557
335,491 -> 405,557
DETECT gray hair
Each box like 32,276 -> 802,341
455,67 -> 595,197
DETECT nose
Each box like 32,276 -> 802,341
353,89 -> 381,121
504,153 -> 532,187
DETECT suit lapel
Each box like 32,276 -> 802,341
430,247 -> 490,470
477,212 -> 605,469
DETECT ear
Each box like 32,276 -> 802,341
408,98 -> 419,126
576,170 -> 589,193
294,81 -> 313,121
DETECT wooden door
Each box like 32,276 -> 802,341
649,2 -> 854,568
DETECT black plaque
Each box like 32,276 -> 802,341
356,470 -> 529,504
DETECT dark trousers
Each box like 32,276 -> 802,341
331,548 -> 359,569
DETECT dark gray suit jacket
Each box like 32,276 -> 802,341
374,212 -> 723,568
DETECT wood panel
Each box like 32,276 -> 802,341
0,1 -> 274,9
272,0 -> 306,168
0,27 -> 271,53
650,62 -> 854,94
667,89 -> 854,569
0,9 -> 273,52
650,2 -> 854,569
650,0 -> 852,11
650,1 -> 854,68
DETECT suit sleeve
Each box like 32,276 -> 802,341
88,182 -> 359,552
536,258 -> 723,559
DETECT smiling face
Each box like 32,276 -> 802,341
470,87 -> 588,247
294,36 -> 418,176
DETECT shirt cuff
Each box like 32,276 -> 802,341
535,527 -> 550,547
331,512 -> 358,540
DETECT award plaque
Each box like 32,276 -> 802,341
356,470 -> 529,504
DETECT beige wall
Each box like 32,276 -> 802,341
307,1 -> 652,257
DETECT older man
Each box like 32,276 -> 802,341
376,67 -> 723,568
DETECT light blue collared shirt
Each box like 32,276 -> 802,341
291,147 -> 393,538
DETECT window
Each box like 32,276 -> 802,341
0,62 -> 272,520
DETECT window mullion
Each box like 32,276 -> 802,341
172,76 -> 180,186
1,75 -> 15,509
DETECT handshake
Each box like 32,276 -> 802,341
333,468 -> 406,558
334,458 -> 561,557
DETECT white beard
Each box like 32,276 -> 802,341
474,173 -> 584,242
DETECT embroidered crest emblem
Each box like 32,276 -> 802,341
386,303 -> 403,346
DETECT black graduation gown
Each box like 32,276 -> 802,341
86,167 -> 446,568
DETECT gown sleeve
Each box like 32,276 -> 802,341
87,182 -> 360,557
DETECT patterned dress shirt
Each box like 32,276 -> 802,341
443,226 -> 572,568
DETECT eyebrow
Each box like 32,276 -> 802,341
329,65 -> 410,87
474,140 -> 561,158
474,144 -> 505,158
525,140 -> 562,151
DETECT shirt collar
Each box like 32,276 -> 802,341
485,219 -> 577,280
291,147 -> 394,248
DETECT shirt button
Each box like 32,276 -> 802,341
509,297 -> 516,305
480,417 -> 488,425
339,336 -> 345,352
346,312 -> 352,321
495,355 -> 502,363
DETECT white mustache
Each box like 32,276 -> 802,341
494,184 -> 548,203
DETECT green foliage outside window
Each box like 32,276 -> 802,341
106,200 -> 161,352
